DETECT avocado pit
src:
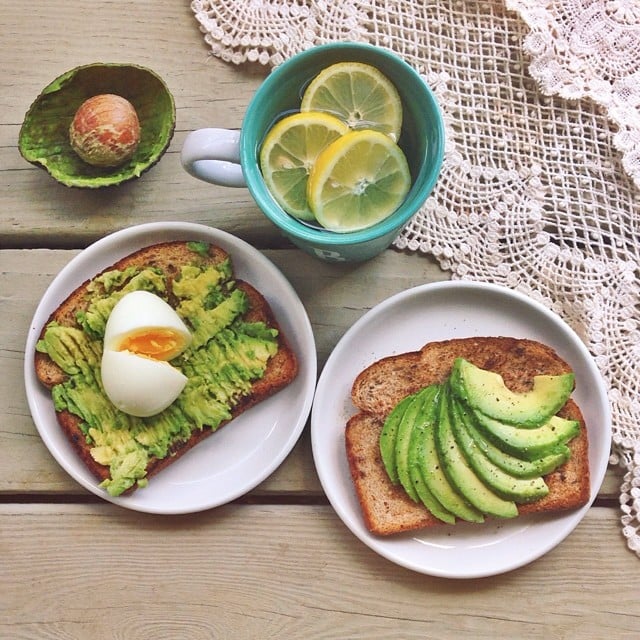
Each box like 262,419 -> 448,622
69,94 -> 141,167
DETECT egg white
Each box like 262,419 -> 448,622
101,349 -> 188,418
100,290 -> 192,417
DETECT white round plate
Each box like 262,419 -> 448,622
311,281 -> 610,578
25,222 -> 316,514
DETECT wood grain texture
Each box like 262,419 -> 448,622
1,0 -> 276,250
1,504 -> 638,639
1,0 -> 636,635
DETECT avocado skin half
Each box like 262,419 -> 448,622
19,62 -> 176,188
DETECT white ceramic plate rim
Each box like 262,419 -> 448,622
311,281 -> 611,579
24,222 -> 317,514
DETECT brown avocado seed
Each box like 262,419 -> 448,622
69,94 -> 141,167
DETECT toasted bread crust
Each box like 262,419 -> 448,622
351,337 -> 574,420
35,241 -> 298,493
346,337 -> 590,535
346,413 -> 442,535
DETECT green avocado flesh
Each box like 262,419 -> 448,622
393,390 -> 428,502
448,396 -> 549,503
36,246 -> 279,496
379,394 -> 413,485
410,386 -> 472,523
377,358 -> 580,524
417,386 -> 484,523
450,357 -> 575,427
436,386 -> 518,518
19,63 -> 175,188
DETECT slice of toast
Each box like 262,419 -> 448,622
346,337 -> 590,535
35,241 -> 298,494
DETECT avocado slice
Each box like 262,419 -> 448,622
472,409 -> 580,460
435,386 -> 518,519
450,398 -> 550,503
459,403 -> 571,477
407,386 -> 456,523
450,358 -> 575,427
379,393 -> 414,484
416,386 -> 485,523
394,389 -> 430,502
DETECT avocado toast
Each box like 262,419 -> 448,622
35,241 -> 298,496
345,337 -> 590,535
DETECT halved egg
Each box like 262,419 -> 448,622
101,290 -> 192,417
103,290 -> 192,358
101,349 -> 188,417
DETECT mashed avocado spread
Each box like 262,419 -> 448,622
36,245 -> 279,496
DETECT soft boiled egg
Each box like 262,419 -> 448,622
101,290 -> 192,417
101,350 -> 188,417
103,290 -> 192,358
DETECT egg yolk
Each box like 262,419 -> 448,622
118,329 -> 185,360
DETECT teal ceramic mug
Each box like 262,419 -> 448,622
181,42 -> 445,262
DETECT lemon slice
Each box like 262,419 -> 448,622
259,111 -> 349,220
307,129 -> 411,233
301,62 -> 403,141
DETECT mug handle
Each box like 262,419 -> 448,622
180,128 -> 246,187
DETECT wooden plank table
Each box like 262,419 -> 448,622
2,2 -> 638,638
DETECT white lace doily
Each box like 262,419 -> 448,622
507,0 -> 640,188
191,0 -> 640,556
